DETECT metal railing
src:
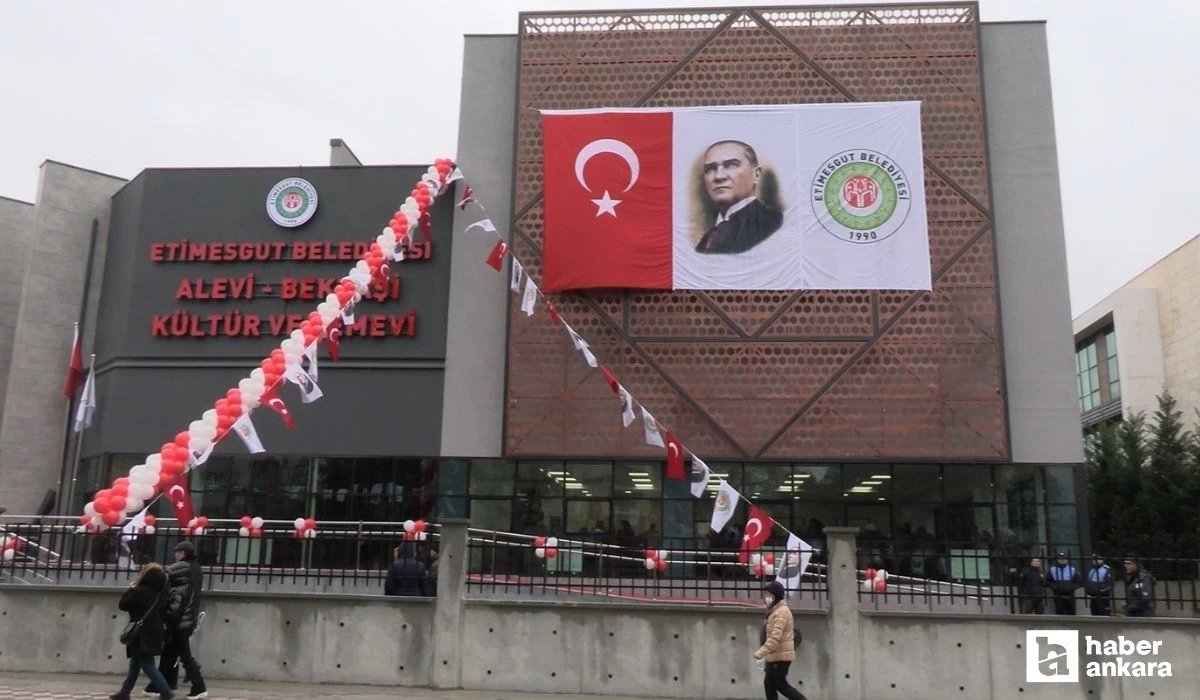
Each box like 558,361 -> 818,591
465,529 -> 829,608
0,516 -> 439,593
854,543 -> 1200,617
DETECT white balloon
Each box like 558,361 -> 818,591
750,553 -> 762,566
188,436 -> 209,454
90,515 -> 104,528
131,484 -> 154,500
534,547 -> 546,559
83,502 -> 97,517
376,234 -> 392,250
144,525 -> 156,536
192,527 -> 205,537
132,471 -> 157,487
325,293 -> 340,308
241,394 -> 259,411
238,378 -> 257,394
304,529 -> 316,539
546,537 -> 558,548
877,569 -> 888,581
657,550 -> 669,561
146,454 -> 162,470
289,329 -> 305,345
381,226 -> 393,238
294,517 -> 305,530
125,497 -> 143,513
403,520 -> 415,533
764,563 -> 775,577
251,516 -> 264,529
280,339 -> 300,355
202,409 -> 218,428
238,527 -> 250,537
405,196 -> 417,208
188,420 -> 206,435
644,558 -> 656,571
250,368 -> 265,382
2,549 -> 14,562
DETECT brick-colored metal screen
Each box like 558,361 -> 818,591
506,3 -> 1007,461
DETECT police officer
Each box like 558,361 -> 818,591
1046,551 -> 1080,615
1084,553 -> 1113,616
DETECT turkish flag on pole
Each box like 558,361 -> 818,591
165,474 -> 196,527
664,432 -> 685,480
326,319 -> 343,362
738,505 -> 774,564
598,365 -> 620,396
542,111 -> 673,292
486,239 -> 508,271
63,324 -> 84,398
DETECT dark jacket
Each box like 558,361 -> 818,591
695,199 -> 783,255
1017,565 -> 1046,596
1084,564 -> 1113,597
1125,568 -> 1155,617
164,559 -> 202,632
118,568 -> 168,658
385,545 -> 427,597
1047,563 -> 1081,596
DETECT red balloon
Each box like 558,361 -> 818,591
174,432 -> 190,449
764,553 -> 775,565
270,348 -> 285,362
94,497 -> 112,513
545,547 -> 558,559
226,388 -> 241,402
174,445 -> 190,463
101,510 -> 121,526
196,516 -> 209,528
250,528 -> 262,538
753,563 -> 765,577
865,567 -> 877,582
645,549 -> 657,560
413,520 -> 426,533
96,489 -> 112,500
144,515 -> 157,527
157,472 -> 175,489
79,514 -> 90,526
534,536 -> 546,548
114,477 -> 130,487
109,495 -> 127,512
656,558 -> 668,573
304,518 -> 316,531
874,577 -> 887,593
111,483 -> 129,497
240,516 -> 252,528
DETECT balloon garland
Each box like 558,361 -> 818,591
78,159 -> 459,533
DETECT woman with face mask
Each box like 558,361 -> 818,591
754,581 -> 807,700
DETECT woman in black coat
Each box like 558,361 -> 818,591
111,563 -> 173,699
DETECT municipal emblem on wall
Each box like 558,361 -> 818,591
812,150 -> 911,244
266,178 -> 318,228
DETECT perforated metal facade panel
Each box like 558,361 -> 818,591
505,4 -> 1007,461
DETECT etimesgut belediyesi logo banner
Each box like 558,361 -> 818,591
1026,630 -> 1173,683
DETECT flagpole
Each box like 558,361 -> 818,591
64,353 -> 95,515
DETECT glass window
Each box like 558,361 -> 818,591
616,462 -> 661,498
439,459 -> 468,496
704,462 -> 742,494
563,462 -> 613,498
995,465 -> 1044,504
943,466 -> 992,504
945,504 -> 994,545
794,464 -> 841,500
470,499 -> 512,531
895,505 -> 943,543
517,461 -> 565,497
1047,505 -> 1079,550
744,464 -> 792,500
1076,338 -> 1102,412
892,464 -> 940,503
469,460 -> 514,496
843,464 -> 891,501
514,496 -> 562,534
613,500 -> 660,541
1044,466 -> 1076,504
996,499 -> 1045,548
661,497 -> 694,541
567,499 -> 610,534
1105,329 -> 1120,401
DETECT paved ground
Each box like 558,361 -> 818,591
0,673 -> 651,700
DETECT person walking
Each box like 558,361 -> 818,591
1017,557 -> 1046,615
1084,554 -> 1113,616
384,542 -> 427,596
754,581 -> 806,700
1047,552 -> 1080,615
1123,558 -> 1156,617
111,563 -> 172,700
146,542 -> 207,699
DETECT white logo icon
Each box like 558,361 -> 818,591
1026,630 -> 1078,683
574,139 -> 639,218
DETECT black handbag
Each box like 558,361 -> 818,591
119,587 -> 163,646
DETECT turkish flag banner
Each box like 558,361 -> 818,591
541,103 -> 930,292
165,474 -> 196,527
739,505 -> 774,564
261,386 -> 295,429
542,111 -> 674,292
664,432 -> 685,480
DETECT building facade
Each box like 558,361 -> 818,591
1073,233 -> 1200,429
0,5 -> 1086,568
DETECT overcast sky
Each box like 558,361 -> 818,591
1,0 -> 1195,314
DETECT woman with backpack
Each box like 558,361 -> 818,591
110,562 -> 173,699
754,581 -> 807,700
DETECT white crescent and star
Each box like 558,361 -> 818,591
267,398 -> 289,416
574,138 -> 640,218
743,518 -> 763,542
668,443 -> 680,460
168,485 -> 186,508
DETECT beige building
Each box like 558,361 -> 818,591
1073,233 -> 1200,428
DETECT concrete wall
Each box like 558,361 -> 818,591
981,23 -> 1084,465
0,162 -> 125,514
439,35 -> 518,457
1074,287 -> 1167,420
1074,235 -> 1200,421
0,196 -> 36,431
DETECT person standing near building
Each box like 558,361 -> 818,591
1084,554 -> 1113,616
754,582 -> 806,700
384,543 -> 427,596
147,542 -> 207,699
111,563 -> 172,700
1123,558 -> 1156,617
1017,556 -> 1046,614
1046,552 -> 1080,615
